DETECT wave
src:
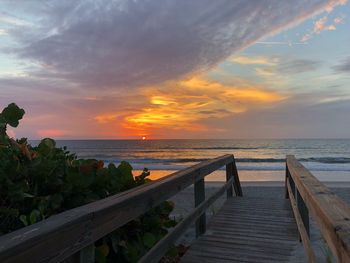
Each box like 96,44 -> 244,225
94,157 -> 350,164
299,157 -> 350,164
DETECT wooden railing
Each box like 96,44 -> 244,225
0,154 -> 242,263
285,155 -> 350,263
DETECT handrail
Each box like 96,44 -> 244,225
0,154 -> 242,263
285,155 -> 350,262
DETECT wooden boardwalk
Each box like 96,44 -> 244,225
1,155 -> 350,263
182,192 -> 299,263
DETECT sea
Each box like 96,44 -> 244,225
47,139 -> 350,182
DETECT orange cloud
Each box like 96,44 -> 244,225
231,55 -> 278,65
121,76 -> 286,136
94,114 -> 118,123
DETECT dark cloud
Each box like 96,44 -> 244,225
203,96 -> 350,139
277,59 -> 322,74
15,0 -> 332,89
332,57 -> 350,73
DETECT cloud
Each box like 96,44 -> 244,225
231,55 -> 277,65
253,57 -> 321,80
277,59 -> 322,74
301,14 -> 345,42
9,0 -> 345,89
255,41 -> 307,46
332,57 -> 350,73
0,29 -> 8,36
94,114 -> 119,123
232,55 -> 321,75
37,129 -> 66,138
0,11 -> 32,27
119,76 -> 286,136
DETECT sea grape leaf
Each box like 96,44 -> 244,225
37,138 -> 56,155
0,103 -> 25,128
118,161 -> 134,187
163,219 -> 177,228
96,243 -> 109,257
49,194 -> 63,210
166,246 -> 178,257
143,232 -> 156,248
29,209 -> 40,225
160,201 -> 175,215
95,248 -> 107,263
19,215 -> 28,226
118,161 -> 133,177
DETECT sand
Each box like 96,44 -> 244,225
168,181 -> 350,263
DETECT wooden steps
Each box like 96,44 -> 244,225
182,194 -> 299,262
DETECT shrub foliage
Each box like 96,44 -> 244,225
0,103 -> 177,262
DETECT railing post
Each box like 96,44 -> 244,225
296,189 -> 310,239
285,163 -> 289,199
290,175 -> 295,198
194,178 -> 206,237
232,158 -> 243,197
226,162 -> 233,198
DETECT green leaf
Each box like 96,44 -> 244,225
1,103 -> 25,128
19,215 -> 28,226
29,209 -> 40,225
118,161 -> 133,176
143,232 -> 156,248
37,138 -> 56,155
166,246 -> 178,257
23,192 -> 34,198
50,194 -> 63,210
95,248 -> 107,263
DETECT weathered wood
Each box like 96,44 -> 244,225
287,179 -> 316,263
225,163 -> 233,198
182,194 -> 299,263
0,155 -> 235,263
296,188 -> 310,238
287,155 -> 350,262
285,163 -> 289,199
194,178 -> 206,237
232,157 -> 243,196
139,177 -> 234,263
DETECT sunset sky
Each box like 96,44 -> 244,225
0,0 -> 349,139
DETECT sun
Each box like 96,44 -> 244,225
142,136 -> 146,140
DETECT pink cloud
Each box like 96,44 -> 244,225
37,129 -> 66,138
301,14 -> 345,42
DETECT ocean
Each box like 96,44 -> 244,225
46,139 -> 350,182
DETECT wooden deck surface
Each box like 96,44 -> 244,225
182,191 -> 300,262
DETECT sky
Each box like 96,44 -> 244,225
0,0 -> 349,139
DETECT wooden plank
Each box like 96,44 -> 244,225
138,177 -> 234,263
194,178 -> 206,237
286,179 -> 316,263
287,155 -> 350,262
0,155 -> 235,263
182,194 -> 299,262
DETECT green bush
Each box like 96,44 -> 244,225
0,103 -> 177,262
